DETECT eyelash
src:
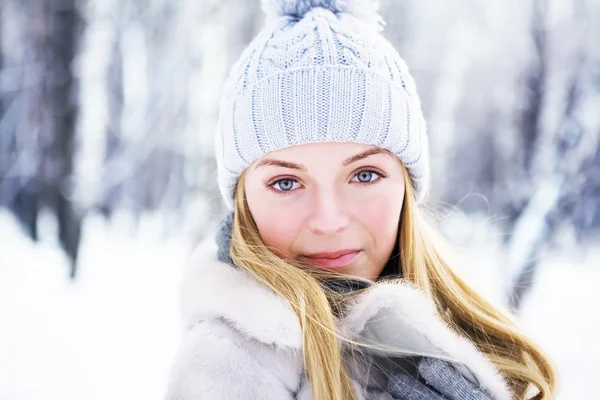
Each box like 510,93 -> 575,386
265,168 -> 389,195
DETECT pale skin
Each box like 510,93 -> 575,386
244,142 -> 406,281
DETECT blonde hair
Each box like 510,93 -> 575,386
230,167 -> 558,400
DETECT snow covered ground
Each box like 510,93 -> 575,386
0,210 -> 189,400
0,208 -> 598,399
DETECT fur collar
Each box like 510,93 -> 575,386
179,238 -> 512,400
180,239 -> 303,349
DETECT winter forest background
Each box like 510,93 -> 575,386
1,0 -> 599,398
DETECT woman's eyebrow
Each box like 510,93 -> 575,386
342,148 -> 393,166
254,148 -> 392,171
253,159 -> 307,171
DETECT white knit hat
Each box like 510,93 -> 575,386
215,0 -> 429,209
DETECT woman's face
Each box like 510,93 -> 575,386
244,142 -> 405,281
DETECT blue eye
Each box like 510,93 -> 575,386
271,178 -> 300,192
352,170 -> 382,183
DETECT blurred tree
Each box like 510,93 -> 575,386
506,0 -> 600,310
0,0 -> 84,277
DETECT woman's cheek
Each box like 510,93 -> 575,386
360,186 -> 403,232
255,207 -> 300,256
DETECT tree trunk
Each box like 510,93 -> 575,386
30,0 -> 84,277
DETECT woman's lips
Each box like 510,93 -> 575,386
304,250 -> 362,268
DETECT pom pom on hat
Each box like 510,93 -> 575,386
261,0 -> 382,22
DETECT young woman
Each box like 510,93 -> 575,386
166,1 -> 557,399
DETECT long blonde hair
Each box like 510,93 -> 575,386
229,167 -> 557,400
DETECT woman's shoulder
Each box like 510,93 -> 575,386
167,238 -> 304,399
179,237 -> 303,349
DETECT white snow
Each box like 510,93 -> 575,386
0,208 -> 597,399
519,248 -> 600,399
0,209 -> 189,400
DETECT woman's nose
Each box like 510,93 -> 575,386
307,188 -> 350,235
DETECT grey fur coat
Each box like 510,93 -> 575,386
165,233 -> 512,399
